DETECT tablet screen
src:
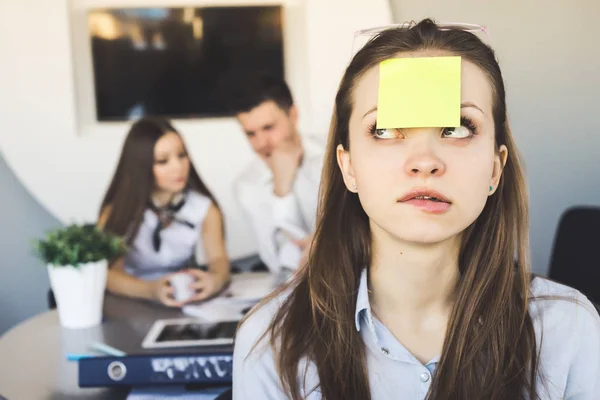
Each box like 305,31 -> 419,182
155,321 -> 239,343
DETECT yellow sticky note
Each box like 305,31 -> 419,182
377,56 -> 461,129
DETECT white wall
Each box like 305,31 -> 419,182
389,0 -> 600,274
0,0 -> 391,260
2,0 -> 596,275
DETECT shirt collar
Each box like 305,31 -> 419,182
355,268 -> 371,331
256,159 -> 273,184
354,268 -> 441,366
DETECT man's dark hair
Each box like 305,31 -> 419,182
226,72 -> 294,114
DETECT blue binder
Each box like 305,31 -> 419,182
78,346 -> 233,387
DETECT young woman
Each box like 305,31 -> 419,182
233,19 -> 600,399
99,117 -> 230,307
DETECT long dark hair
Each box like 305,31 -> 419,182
244,19 -> 539,400
100,117 -> 218,243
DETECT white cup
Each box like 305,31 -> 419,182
170,273 -> 195,303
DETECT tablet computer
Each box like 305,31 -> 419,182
141,318 -> 239,349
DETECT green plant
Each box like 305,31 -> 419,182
33,223 -> 126,268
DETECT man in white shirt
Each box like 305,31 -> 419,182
230,74 -> 324,273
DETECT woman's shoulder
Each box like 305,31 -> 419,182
529,279 -> 600,397
530,276 -> 595,304
232,289 -> 293,397
530,275 -> 580,297
182,190 -> 214,217
235,289 -> 291,355
186,190 -> 212,205
529,276 -> 600,334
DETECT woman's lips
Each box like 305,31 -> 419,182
399,198 -> 451,213
398,189 -> 452,214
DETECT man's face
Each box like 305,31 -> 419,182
237,100 -> 299,159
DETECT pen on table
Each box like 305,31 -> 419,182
89,342 -> 127,357
66,353 -> 96,361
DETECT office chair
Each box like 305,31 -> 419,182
547,206 -> 600,306
48,288 -> 56,309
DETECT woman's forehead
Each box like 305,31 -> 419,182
351,56 -> 494,122
155,132 -> 183,152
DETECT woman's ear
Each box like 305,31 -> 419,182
490,144 -> 508,195
336,144 -> 357,192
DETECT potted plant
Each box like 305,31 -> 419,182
33,223 -> 126,329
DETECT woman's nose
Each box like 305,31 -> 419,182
403,130 -> 446,177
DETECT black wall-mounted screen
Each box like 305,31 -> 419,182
88,6 -> 284,121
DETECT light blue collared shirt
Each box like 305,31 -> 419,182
233,270 -> 600,399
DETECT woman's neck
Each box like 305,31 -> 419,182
369,229 -> 461,321
151,190 -> 176,208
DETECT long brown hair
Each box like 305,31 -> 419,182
244,19 -> 539,399
100,117 -> 218,243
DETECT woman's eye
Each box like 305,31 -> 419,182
374,128 -> 399,139
442,126 -> 471,139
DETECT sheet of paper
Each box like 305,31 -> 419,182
182,272 -> 284,322
225,272 -> 283,301
182,297 -> 255,322
377,56 -> 461,129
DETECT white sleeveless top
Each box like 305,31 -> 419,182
124,191 -> 212,281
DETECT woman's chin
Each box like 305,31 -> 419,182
373,215 -> 471,246
385,227 -> 461,246
167,182 -> 187,193
404,235 -> 456,245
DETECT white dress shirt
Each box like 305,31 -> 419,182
233,271 -> 600,399
235,136 -> 324,273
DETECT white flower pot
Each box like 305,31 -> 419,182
47,259 -> 108,329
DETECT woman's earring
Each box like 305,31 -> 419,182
489,185 -> 493,192
352,182 -> 357,191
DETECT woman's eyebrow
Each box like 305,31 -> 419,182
461,102 -> 484,114
362,106 -> 377,119
362,102 -> 484,120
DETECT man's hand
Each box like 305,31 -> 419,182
267,136 -> 303,197
293,233 -> 314,270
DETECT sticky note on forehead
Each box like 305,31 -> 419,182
377,56 -> 461,129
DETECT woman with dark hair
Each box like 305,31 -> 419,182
99,117 -> 230,307
232,19 -> 600,399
